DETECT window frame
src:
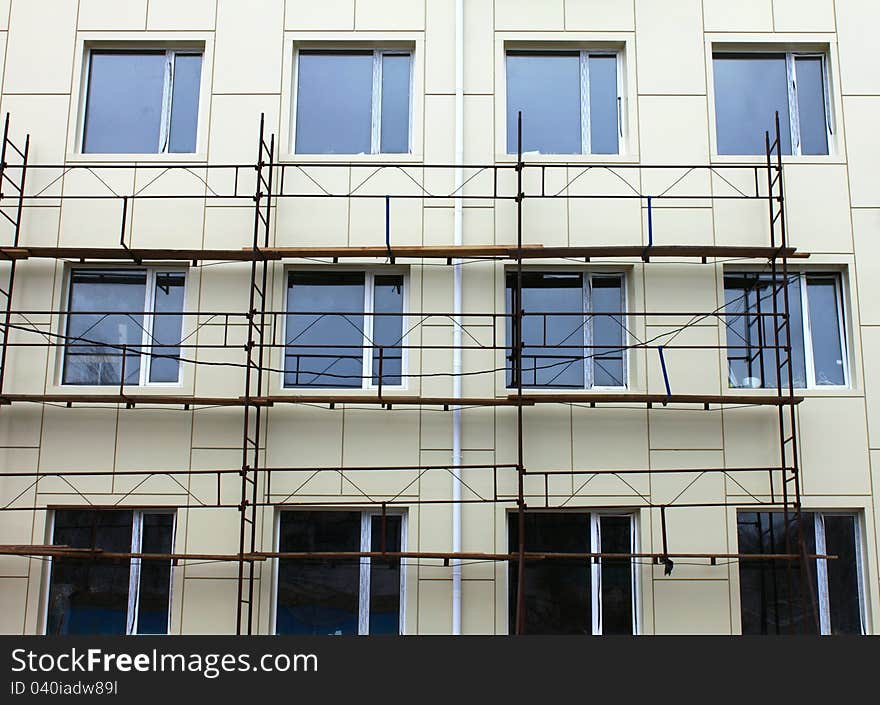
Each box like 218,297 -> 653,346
723,270 -> 849,390
506,269 -> 628,390
272,508 -> 408,636
711,49 -> 834,157
504,49 -> 624,156
291,48 -> 414,156
282,269 -> 409,391
44,509 -> 177,636
60,266 -> 188,388
507,510 -> 639,635
80,47 -> 204,155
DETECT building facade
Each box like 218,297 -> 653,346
0,0 -> 878,635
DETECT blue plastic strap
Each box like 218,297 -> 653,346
658,345 -> 671,405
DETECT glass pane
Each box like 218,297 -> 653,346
737,511 -> 819,635
591,276 -> 625,386
823,515 -> 862,635
277,511 -> 361,635
83,51 -> 166,154
806,276 -> 845,386
713,54 -> 792,155
295,52 -> 373,154
372,276 -> 404,386
723,273 -> 806,389
599,516 -> 633,635
136,513 -> 174,635
588,55 -> 619,155
795,58 -> 829,156
506,52 -> 581,154
285,272 -> 366,388
63,270 -> 147,386
380,54 -> 411,154
508,512 -> 591,634
369,515 -> 402,634
149,272 -> 185,383
47,510 -> 133,635
506,272 -> 585,389
168,53 -> 202,153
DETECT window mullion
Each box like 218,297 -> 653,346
363,273 -> 375,389
786,53 -> 801,156
140,270 -> 156,386
814,513 -> 831,635
358,513 -> 371,635
371,51 -> 382,154
590,514 -> 602,635
158,50 -> 174,154
584,274 -> 593,389
799,274 -> 816,389
126,511 -> 143,636
580,51 -> 590,155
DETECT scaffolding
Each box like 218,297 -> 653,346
0,111 -> 822,634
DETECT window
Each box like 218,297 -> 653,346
713,52 -> 831,156
46,509 -> 174,635
506,272 -> 625,389
63,269 -> 186,386
276,510 -> 404,635
737,511 -> 865,635
83,49 -> 203,154
285,271 -> 404,388
723,272 -> 847,389
506,51 -> 620,155
294,50 -> 412,154
508,512 -> 635,635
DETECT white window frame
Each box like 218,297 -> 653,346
283,269 -> 408,391
44,509 -> 176,636
61,267 -> 188,387
798,272 -> 849,389
80,48 -> 203,155
713,50 -> 833,157
509,270 -> 628,390
509,510 -> 639,636
292,48 -> 414,155
272,509 -> 407,636
506,50 -> 624,155
812,511 -> 868,636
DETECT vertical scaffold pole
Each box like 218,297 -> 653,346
514,111 -> 527,635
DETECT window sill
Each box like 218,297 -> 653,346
709,153 -> 847,166
64,152 -> 209,165
494,152 -> 640,165
283,153 -> 424,165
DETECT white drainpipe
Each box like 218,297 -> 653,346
451,0 -> 464,635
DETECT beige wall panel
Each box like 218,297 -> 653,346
343,407 -> 421,468
203,206 -> 256,249
4,0 -> 76,94
425,0 -> 454,95
0,449 -> 39,549
835,0 -> 880,95
417,578 -> 451,634
0,577 -> 27,633
348,177 -> 423,248
58,168 -> 135,247
78,0 -> 147,30
0,403 -> 42,447
703,0 -> 772,31
462,579 -> 495,634
418,325 -> 453,397
191,323 -> 248,398
148,0 -> 216,30
18,207 -> 61,248
188,448 -> 248,507
712,169 -> 771,248
494,0 -> 564,31
130,172 -> 206,250
649,207 -> 714,247
570,407 -> 650,496
643,263 -> 718,324
190,408 -> 244,450
772,0 -> 835,32
423,207 -> 453,247
354,0 -> 425,30
115,409 -> 192,471
798,396 -> 870,495
638,96 -> 710,167
460,406 -> 496,450
783,165 -> 853,253
2,325 -> 49,394
181,578 -> 238,633
722,405 -> 780,498
635,0 -> 705,95
861,327 -> 880,448
646,328 -> 721,396
649,409 -> 723,450
464,94 -> 494,166
285,0 -> 354,30
652,579 -> 732,634
273,174 -> 351,247
464,0 -> 493,94
853,210 -> 880,327
39,406 -> 117,473
208,95 -> 281,164
0,95 -> 71,198
564,0 -> 634,30
843,97 -> 880,208
568,169 -> 643,248
214,0 -> 284,94
0,0 -> 9,31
